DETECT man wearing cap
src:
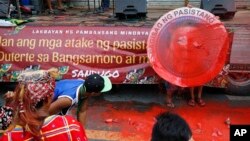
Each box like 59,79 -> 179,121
49,73 -> 112,126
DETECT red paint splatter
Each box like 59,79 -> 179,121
98,101 -> 250,141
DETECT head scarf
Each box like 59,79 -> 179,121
17,70 -> 55,109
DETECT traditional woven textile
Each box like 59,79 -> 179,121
1,115 -> 88,141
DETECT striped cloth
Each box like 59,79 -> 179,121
1,115 -> 88,141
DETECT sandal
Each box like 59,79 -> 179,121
166,102 -> 175,108
188,99 -> 196,107
197,98 -> 206,107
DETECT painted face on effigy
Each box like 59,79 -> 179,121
168,25 -> 210,77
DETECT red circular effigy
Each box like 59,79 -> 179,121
147,7 -> 230,87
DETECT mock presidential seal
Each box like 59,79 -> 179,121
147,7 -> 230,87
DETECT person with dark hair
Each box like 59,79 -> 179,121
151,112 -> 194,141
49,70 -> 112,126
1,70 -> 87,140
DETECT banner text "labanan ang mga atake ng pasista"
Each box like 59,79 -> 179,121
0,26 -> 159,84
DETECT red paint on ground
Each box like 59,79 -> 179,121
101,102 -> 250,141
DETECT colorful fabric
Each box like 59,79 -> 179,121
27,82 -> 55,107
1,115 -> 88,141
17,70 -> 51,83
0,106 -> 13,130
17,70 -> 55,108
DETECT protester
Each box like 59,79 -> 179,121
48,69 -> 112,126
164,81 -> 177,108
188,86 -> 205,107
164,81 -> 184,108
101,0 -> 110,11
0,70 -> 87,140
46,0 -> 66,14
151,112 -> 194,141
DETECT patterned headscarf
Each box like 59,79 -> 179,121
17,70 -> 55,109
0,106 -> 13,130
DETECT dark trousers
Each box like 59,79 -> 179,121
101,0 -> 109,9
